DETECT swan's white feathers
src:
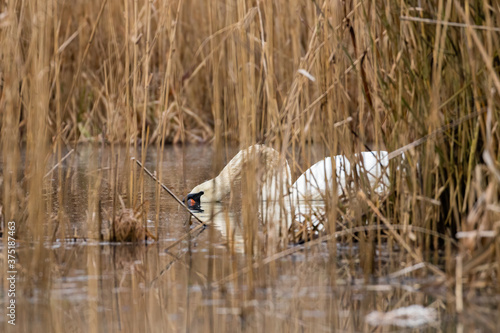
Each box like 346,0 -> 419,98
189,146 -> 399,231
291,151 -> 390,201
189,145 -> 291,203
189,145 -> 394,205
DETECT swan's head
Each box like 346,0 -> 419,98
188,179 -> 226,203
183,191 -> 204,211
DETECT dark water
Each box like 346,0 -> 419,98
1,145 -> 498,332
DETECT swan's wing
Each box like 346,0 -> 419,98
291,157 -> 350,201
291,151 -> 392,201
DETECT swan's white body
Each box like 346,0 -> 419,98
190,145 -> 391,202
189,145 -> 394,230
291,151 -> 390,201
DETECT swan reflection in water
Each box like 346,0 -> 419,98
190,200 -> 328,253
186,145 -> 402,251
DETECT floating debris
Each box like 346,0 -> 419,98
365,305 -> 437,328
111,208 -> 146,242
103,197 -> 154,242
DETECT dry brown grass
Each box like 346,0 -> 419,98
109,206 -> 149,242
1,0 -> 500,308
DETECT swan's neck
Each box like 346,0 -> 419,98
190,153 -> 242,202
190,145 -> 291,202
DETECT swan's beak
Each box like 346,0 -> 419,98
183,191 -> 204,212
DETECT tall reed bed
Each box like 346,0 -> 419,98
1,0 -> 499,303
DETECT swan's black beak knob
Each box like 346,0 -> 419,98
184,191 -> 204,212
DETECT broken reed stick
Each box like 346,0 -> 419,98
163,222 -> 206,252
44,148 -> 75,178
132,157 -> 205,225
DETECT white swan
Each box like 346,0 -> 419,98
189,145 -> 392,205
187,145 -> 397,253
188,145 -> 399,232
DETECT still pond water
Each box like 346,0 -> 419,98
1,145 -> 498,332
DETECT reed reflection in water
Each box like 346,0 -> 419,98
1,145 -> 498,332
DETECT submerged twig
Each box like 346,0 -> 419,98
132,158 -> 205,225
149,224 -> 207,286
164,222 -> 207,253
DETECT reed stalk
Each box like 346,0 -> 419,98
1,4 -> 500,327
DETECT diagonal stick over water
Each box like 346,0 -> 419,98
133,158 -> 205,225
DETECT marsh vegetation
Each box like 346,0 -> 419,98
1,0 -> 500,331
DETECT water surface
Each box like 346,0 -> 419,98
1,145 -> 498,332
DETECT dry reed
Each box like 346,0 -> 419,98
1,1 -> 500,331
